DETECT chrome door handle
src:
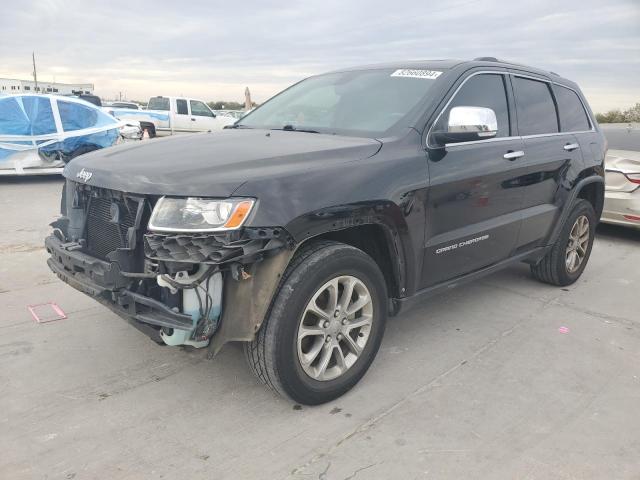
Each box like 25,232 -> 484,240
503,150 -> 525,160
564,143 -> 580,151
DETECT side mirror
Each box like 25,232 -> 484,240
432,106 -> 498,145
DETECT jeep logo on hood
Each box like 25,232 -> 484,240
76,168 -> 93,183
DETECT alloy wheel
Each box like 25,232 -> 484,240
565,215 -> 590,273
296,275 -> 373,381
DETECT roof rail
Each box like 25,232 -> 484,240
549,71 -> 560,76
473,56 -> 499,62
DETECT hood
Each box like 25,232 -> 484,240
64,129 -> 382,196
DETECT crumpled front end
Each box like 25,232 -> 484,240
46,179 -> 293,351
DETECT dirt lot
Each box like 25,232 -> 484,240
1,176 -> 639,480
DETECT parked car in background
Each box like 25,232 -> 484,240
0,94 -> 135,175
215,109 -> 249,120
46,58 -> 605,404
601,123 -> 640,228
110,96 -> 234,137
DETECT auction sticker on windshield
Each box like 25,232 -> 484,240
391,69 -> 442,79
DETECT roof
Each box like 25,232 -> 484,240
325,58 -> 578,87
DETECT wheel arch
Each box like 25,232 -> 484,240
548,174 -> 604,244
297,223 -> 404,303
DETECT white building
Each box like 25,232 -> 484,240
0,77 -> 94,95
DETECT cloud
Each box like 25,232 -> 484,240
1,0 -> 638,111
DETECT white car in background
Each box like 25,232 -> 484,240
601,123 -> 640,229
109,96 -> 234,137
602,150 -> 640,228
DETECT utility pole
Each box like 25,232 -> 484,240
32,52 -> 38,91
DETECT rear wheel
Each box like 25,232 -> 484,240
244,241 -> 387,405
530,199 -> 596,286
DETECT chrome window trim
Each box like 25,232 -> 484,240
444,135 -> 520,148
445,130 -> 596,148
428,71 -> 596,149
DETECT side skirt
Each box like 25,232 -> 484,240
392,246 -> 550,315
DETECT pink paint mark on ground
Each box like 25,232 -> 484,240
28,303 -> 67,323
558,326 -> 570,334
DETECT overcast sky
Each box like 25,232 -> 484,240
1,0 -> 638,112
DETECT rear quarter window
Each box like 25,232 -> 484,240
512,77 -> 558,136
554,85 -> 591,132
58,100 -> 118,132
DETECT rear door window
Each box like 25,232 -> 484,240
554,85 -> 591,132
512,77 -> 558,136
176,99 -> 189,115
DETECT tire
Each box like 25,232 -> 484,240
530,199 -> 596,286
244,240 -> 387,405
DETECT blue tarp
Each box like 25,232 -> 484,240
0,94 -> 122,174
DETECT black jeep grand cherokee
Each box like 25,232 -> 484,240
46,58 -> 606,404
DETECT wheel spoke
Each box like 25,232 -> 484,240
346,295 -> 371,316
342,333 -> 362,356
339,277 -> 356,311
344,315 -> 372,332
570,222 -> 579,240
315,344 -> 334,379
334,347 -> 347,371
307,300 -> 330,320
300,339 -> 324,366
326,278 -> 339,313
298,324 -> 325,340
580,217 -> 589,236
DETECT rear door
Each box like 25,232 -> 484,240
509,74 -> 583,251
421,71 -> 526,287
172,98 -> 191,132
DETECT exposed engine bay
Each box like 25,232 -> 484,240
45,180 -> 292,351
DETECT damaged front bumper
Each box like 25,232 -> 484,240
46,181 -> 294,353
46,234 -> 197,338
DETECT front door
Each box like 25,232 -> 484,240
421,72 -> 526,287
189,99 -> 217,131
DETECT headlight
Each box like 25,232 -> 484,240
148,197 -> 255,232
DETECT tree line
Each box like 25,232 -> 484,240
595,103 -> 640,123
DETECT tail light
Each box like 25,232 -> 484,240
626,173 -> 640,185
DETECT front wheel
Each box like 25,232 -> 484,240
530,199 -> 596,286
244,241 -> 387,405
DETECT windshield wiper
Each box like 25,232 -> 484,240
224,124 -> 252,129
273,124 -> 319,133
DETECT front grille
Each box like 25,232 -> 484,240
86,196 -> 137,259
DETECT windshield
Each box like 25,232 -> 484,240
238,68 -> 443,136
